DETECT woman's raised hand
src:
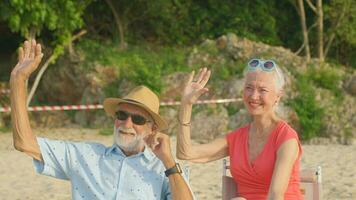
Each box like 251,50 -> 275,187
181,67 -> 211,105
11,40 -> 43,80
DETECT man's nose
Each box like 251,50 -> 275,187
122,116 -> 134,128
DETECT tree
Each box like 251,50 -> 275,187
305,0 -> 324,63
0,0 -> 92,105
324,0 -> 356,60
294,0 -> 311,62
104,0 -> 126,49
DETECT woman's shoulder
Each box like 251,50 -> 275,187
277,120 -> 299,136
274,120 -> 301,146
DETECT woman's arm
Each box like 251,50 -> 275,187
10,40 -> 44,161
267,139 -> 299,200
176,68 -> 228,163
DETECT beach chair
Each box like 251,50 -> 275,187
222,159 -> 322,200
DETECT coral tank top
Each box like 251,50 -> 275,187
226,121 -> 303,199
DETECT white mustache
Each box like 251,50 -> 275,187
117,127 -> 136,135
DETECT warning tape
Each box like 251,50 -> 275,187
0,98 -> 242,113
0,89 -> 10,94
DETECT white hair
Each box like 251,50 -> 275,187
243,62 -> 285,92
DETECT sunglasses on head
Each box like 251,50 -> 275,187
115,110 -> 151,125
247,59 -> 277,72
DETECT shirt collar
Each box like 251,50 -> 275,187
105,144 -> 156,162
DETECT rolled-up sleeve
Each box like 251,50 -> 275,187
33,137 -> 73,180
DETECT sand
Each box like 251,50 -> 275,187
0,128 -> 355,200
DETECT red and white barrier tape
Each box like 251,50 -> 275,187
160,98 -> 242,106
0,89 -> 10,94
0,98 -> 242,113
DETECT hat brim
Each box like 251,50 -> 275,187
103,98 -> 168,131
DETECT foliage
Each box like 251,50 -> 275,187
84,0 -> 281,45
99,127 -> 113,136
305,65 -> 344,101
0,127 -> 11,133
77,39 -> 190,94
0,0 -> 91,58
0,0 -> 355,71
324,0 -> 356,68
287,76 -> 325,140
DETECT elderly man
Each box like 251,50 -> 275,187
10,40 -> 194,200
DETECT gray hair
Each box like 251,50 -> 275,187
243,62 -> 285,91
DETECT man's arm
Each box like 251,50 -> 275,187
146,132 -> 194,200
10,40 -> 44,161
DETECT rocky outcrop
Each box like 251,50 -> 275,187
4,33 -> 353,144
344,74 -> 356,96
184,33 -> 355,144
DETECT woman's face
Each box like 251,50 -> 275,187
243,71 -> 281,116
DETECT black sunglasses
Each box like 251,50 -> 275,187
115,110 -> 151,125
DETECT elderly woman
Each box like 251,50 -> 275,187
177,59 -> 302,200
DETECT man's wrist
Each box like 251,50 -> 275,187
162,157 -> 176,169
164,163 -> 183,177
10,74 -> 27,85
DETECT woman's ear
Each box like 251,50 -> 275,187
275,89 -> 284,105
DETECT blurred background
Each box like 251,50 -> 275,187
0,1 -> 356,199
0,0 -> 355,144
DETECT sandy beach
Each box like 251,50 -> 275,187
0,128 -> 355,200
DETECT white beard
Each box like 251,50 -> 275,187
113,126 -> 146,153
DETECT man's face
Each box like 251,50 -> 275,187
113,103 -> 154,154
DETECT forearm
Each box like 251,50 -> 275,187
177,103 -> 228,163
164,160 -> 194,200
10,75 -> 42,161
177,103 -> 195,160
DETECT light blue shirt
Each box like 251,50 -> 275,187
33,137 -> 187,200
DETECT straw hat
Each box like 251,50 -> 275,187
103,85 -> 168,130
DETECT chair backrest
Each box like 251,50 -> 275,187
299,166 -> 322,200
221,159 -> 322,200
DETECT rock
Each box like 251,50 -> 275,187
37,54 -> 89,104
30,112 -> 72,128
161,72 -> 188,102
220,77 -> 245,99
228,108 -> 251,130
74,83 -> 108,127
191,105 -> 229,142
216,35 -> 227,50
344,75 -> 356,96
160,107 -> 179,136
225,33 -> 239,51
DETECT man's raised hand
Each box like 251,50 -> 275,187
11,40 -> 43,80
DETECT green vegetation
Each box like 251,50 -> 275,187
0,0 -> 355,141
77,39 -> 191,94
99,127 -> 113,136
287,76 -> 325,140
305,65 -> 344,102
0,127 -> 10,133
